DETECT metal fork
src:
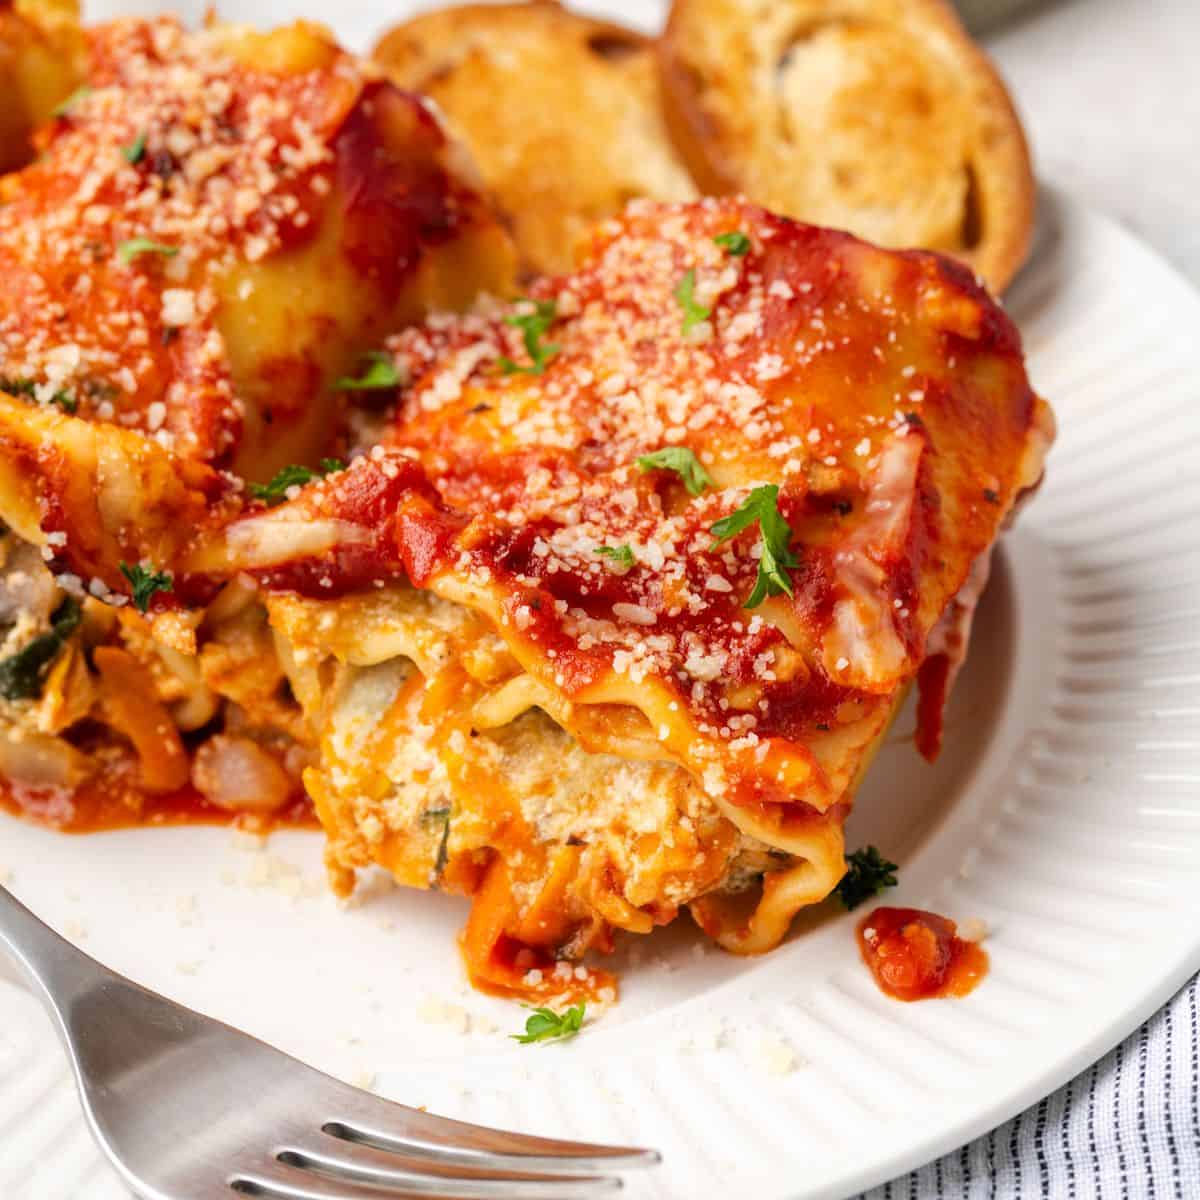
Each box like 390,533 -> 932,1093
0,884 -> 659,1199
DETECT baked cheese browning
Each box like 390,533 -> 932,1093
216,198 -> 1053,826
0,15 -> 514,480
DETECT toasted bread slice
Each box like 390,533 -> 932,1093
658,0 -> 1034,289
373,2 -> 697,276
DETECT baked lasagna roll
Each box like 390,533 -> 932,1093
0,0 -> 86,174
0,16 -> 513,824
211,198 -> 1053,997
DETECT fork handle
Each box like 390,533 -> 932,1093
0,884 -> 100,1021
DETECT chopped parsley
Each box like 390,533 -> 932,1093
52,86 -> 92,118
0,377 -> 35,398
499,299 -> 560,375
121,131 -> 148,165
511,1003 -> 586,1045
0,598 -> 81,701
249,459 -> 343,506
117,238 -> 180,265
120,562 -> 173,613
595,544 -> 635,569
635,446 -> 714,496
714,231 -> 751,256
421,806 -> 452,884
336,351 -> 400,391
709,484 -> 799,608
835,846 -> 899,911
982,488 -> 1000,504
674,269 -> 711,334
0,377 -> 78,413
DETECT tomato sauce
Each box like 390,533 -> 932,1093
0,773 -> 317,835
857,905 -> 988,1001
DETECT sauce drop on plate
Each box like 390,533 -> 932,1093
857,906 -> 988,1001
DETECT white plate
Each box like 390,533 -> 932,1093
5,11 -> 1200,1198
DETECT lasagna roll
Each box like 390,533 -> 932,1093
0,0 -> 85,174
0,16 -> 514,826
210,198 -> 1053,996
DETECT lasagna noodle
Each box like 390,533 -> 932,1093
270,586 -> 851,988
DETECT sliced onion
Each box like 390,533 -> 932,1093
0,730 -> 92,789
0,540 -> 58,626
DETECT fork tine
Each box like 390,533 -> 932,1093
232,1160 -> 612,1200
275,1140 -> 620,1197
323,1109 -> 659,1176
230,1167 -> 442,1199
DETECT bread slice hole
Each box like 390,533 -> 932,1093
776,17 -> 871,74
413,60 -> 456,91
960,161 -> 983,251
774,18 -> 875,147
586,32 -> 642,63
833,162 -> 858,190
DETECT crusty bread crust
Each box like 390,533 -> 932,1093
374,3 -> 697,276
658,0 -> 1034,290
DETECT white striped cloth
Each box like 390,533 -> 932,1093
863,972 -> 1200,1198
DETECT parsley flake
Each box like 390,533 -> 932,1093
421,806 -> 452,884
836,846 -> 899,911
248,459 -> 341,506
511,1003 -> 586,1045
117,238 -> 180,265
52,86 -> 92,118
595,544 -> 635,569
336,351 -> 400,391
709,484 -> 799,607
635,447 -> 714,496
120,562 -> 174,613
121,131 -> 148,165
714,231 -> 751,256
674,269 -> 711,335
499,299 -> 560,375
0,377 -> 35,399
0,377 -> 76,413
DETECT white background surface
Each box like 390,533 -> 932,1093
987,0 -> 1200,287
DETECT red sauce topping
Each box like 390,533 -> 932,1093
914,652 -> 952,762
857,905 -> 988,1001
